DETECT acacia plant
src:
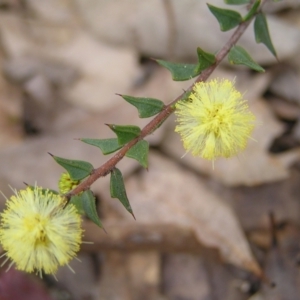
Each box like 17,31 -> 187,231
0,0 -> 277,276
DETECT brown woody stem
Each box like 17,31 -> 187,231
65,17 -> 253,199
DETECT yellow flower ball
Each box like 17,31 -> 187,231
175,78 -> 255,160
0,187 -> 83,276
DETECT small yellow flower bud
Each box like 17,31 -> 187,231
58,172 -> 79,194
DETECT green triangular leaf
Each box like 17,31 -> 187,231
51,155 -> 94,180
70,195 -> 85,215
225,0 -> 250,4
243,0 -> 260,22
81,190 -> 104,228
125,140 -> 149,168
110,168 -> 135,218
81,138 -> 122,155
156,59 -> 200,81
196,47 -> 216,73
207,4 -> 242,31
254,12 -> 277,57
180,90 -> 193,103
120,95 -> 164,118
228,45 -> 265,72
107,124 -> 141,145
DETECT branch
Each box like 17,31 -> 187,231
81,221 -> 205,253
66,17 -> 253,199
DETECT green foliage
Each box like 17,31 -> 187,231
69,195 -> 85,214
207,4 -> 242,31
120,95 -> 165,118
48,0 -> 278,230
107,124 -> 141,145
180,90 -> 193,103
224,0 -> 250,4
110,168 -> 134,218
70,191 -> 103,228
254,12 -> 277,57
81,190 -> 103,228
156,48 -> 215,81
51,155 -> 94,180
228,45 -> 264,72
69,190 -> 104,230
81,138 -> 122,155
243,0 -> 260,22
196,47 -> 216,73
156,60 -> 200,81
81,138 -> 149,167
126,140 -> 149,168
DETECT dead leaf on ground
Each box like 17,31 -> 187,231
98,251 -> 163,300
101,152 -> 262,277
74,0 -> 300,64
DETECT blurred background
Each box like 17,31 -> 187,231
0,0 -> 300,299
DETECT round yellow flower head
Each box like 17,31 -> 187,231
175,78 -> 255,160
58,172 -> 79,194
0,187 -> 83,276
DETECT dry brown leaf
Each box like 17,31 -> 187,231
162,252 -> 250,300
267,96 -> 300,121
98,251 -> 162,300
0,60 -> 23,150
262,246 -> 300,300
74,0 -> 300,64
55,253 -> 98,300
102,152 -> 262,277
162,254 -> 212,300
269,67 -> 300,105
0,14 -> 140,112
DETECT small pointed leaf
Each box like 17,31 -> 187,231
180,90 -> 193,103
254,12 -> 277,57
70,195 -> 85,215
196,47 -> 216,73
120,95 -> 164,118
225,0 -> 250,4
207,4 -> 242,31
110,168 -> 134,217
81,190 -> 103,228
81,138 -> 121,155
107,124 -> 141,145
228,45 -> 265,72
52,155 -> 94,180
243,0 -> 260,22
125,140 -> 149,168
156,59 -> 200,81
